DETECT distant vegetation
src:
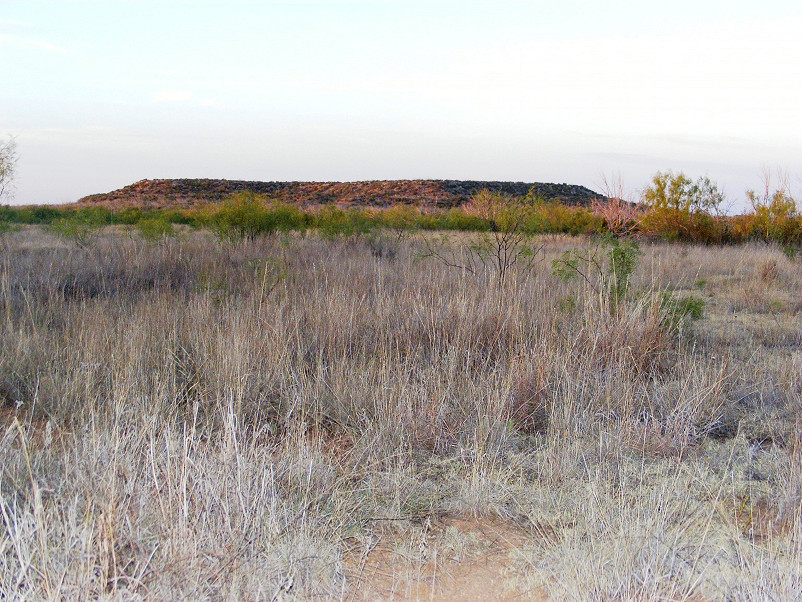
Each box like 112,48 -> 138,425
2,171 -> 800,247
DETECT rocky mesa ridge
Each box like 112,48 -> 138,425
76,179 -> 603,210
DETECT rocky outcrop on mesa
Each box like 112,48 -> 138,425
77,179 -> 603,210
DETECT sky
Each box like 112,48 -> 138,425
1,0 -> 802,211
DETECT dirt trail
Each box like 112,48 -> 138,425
346,518 -> 549,601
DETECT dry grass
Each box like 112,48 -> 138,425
1,227 -> 800,599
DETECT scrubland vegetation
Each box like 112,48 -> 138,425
1,208 -> 801,599
2,169 -> 802,249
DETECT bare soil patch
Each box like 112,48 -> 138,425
345,517 -> 548,601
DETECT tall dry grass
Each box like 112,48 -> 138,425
0,227 -> 800,599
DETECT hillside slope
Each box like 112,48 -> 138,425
76,179 -> 602,210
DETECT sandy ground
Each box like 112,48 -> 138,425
345,517 -> 549,601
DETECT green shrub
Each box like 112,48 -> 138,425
660,293 -> 705,328
48,212 -> 105,249
378,205 -> 421,233
552,235 -> 641,312
269,201 -> 308,234
116,207 -> 148,225
16,205 -> 64,224
203,192 -> 304,241
135,217 -> 174,242
608,238 -> 642,306
0,205 -> 15,223
74,206 -> 114,226
523,202 -> 602,235
314,205 -> 375,239
441,209 -> 489,231
782,245 -> 799,261
155,209 -> 196,226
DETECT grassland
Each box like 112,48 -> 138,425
1,226 -> 800,600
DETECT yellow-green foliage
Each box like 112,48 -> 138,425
745,187 -> 801,244
135,216 -> 174,242
201,192 -> 307,241
638,207 -> 723,243
314,204 -> 376,238
378,204 -> 422,232
46,208 -> 111,249
440,209 -> 488,231
639,171 -> 726,243
523,201 -> 603,235
7,168 -> 802,248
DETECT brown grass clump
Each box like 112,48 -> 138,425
759,257 -> 780,282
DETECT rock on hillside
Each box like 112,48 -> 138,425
76,179 -> 603,210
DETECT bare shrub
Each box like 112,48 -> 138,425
592,172 -> 643,236
422,189 -> 542,286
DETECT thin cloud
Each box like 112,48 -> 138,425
151,90 -> 194,103
0,34 -> 68,54
150,89 -> 221,108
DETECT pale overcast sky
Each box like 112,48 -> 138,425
2,0 -> 801,209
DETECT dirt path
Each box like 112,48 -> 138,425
345,517 -> 549,601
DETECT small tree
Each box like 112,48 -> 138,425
0,136 -> 18,204
422,190 -> 542,285
592,172 -> 643,236
745,169 -> 800,244
639,170 -> 725,242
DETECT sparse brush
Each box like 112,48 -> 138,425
0,227 -> 800,599
551,233 -> 641,312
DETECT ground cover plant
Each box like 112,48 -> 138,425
0,223 -> 801,599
